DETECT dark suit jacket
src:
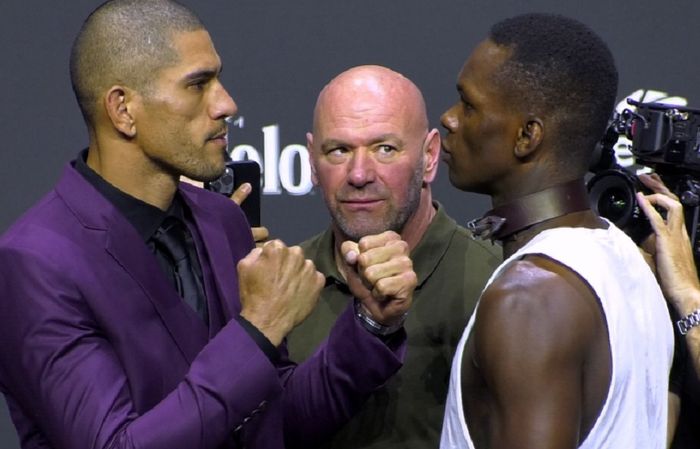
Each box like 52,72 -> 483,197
0,163 -> 405,449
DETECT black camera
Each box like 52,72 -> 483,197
587,99 -> 700,263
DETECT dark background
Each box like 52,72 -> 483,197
2,1 -> 699,446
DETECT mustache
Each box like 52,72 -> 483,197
207,124 -> 228,140
336,185 -> 388,202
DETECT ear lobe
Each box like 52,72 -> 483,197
105,86 -> 136,138
514,119 -> 543,158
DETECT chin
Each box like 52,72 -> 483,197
183,162 -> 226,183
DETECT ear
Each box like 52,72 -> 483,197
306,131 -> 319,186
422,128 -> 441,183
104,86 -> 136,138
514,118 -> 543,159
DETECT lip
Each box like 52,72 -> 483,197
340,198 -> 383,211
209,130 -> 227,140
208,131 -> 228,146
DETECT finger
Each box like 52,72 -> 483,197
371,270 -> 417,303
229,182 -> 252,205
341,241 -> 360,264
356,239 -> 410,272
357,230 -> 401,252
636,192 -> 665,230
637,173 -> 677,199
237,246 -> 263,272
642,192 -> 686,231
252,226 -> 269,244
360,251 -> 413,288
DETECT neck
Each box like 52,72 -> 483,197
467,178 -> 601,257
87,140 -> 178,211
487,178 -> 591,240
399,189 -> 436,251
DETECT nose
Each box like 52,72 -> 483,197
347,149 -> 375,187
441,105 -> 458,132
210,81 -> 238,120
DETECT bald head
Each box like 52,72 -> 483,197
308,65 -> 441,245
70,0 -> 204,126
312,65 -> 429,138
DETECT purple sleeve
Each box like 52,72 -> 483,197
279,304 -> 406,448
0,247 -> 281,449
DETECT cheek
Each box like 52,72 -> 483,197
314,164 -> 346,192
378,166 -> 416,195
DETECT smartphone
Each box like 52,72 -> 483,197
205,160 -> 261,227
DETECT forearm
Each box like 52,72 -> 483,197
673,288 -> 700,376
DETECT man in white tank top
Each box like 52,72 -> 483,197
438,13 -> 673,449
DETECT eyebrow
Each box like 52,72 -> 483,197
320,134 -> 406,150
183,65 -> 222,83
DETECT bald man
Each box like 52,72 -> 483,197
287,66 -> 500,449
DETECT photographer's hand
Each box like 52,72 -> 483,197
637,173 -> 700,311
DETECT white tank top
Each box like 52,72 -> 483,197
441,223 -> 673,449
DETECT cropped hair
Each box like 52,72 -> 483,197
69,0 -> 204,126
489,13 -> 619,172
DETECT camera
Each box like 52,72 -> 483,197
587,99 -> 700,264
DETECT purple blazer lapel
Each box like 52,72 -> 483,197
55,164 -> 209,364
180,187 -> 243,322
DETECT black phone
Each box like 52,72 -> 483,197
204,160 -> 261,227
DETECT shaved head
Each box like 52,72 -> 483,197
70,0 -> 204,126
313,65 -> 429,138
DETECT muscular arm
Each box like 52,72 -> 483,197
468,255 -> 608,449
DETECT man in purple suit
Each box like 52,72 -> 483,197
0,1 -> 416,448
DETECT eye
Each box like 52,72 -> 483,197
188,77 -> 211,91
325,146 -> 350,163
375,144 -> 399,161
377,144 -> 397,155
461,98 -> 474,112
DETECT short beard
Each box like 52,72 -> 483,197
332,157 -> 424,242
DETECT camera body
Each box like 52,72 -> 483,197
587,99 -> 700,263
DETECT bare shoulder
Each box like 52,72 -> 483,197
473,254 -> 605,368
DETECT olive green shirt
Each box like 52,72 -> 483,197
287,203 -> 501,449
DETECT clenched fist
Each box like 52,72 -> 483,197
238,240 -> 325,346
340,231 -> 416,328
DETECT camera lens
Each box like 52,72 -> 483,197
596,187 -> 632,223
587,169 -> 652,243
588,170 -> 636,226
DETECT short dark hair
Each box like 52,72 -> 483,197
69,0 -> 204,126
489,13 -> 618,174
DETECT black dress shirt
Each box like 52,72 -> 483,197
73,150 -> 278,361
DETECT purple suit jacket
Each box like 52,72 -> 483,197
0,163 -> 405,449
